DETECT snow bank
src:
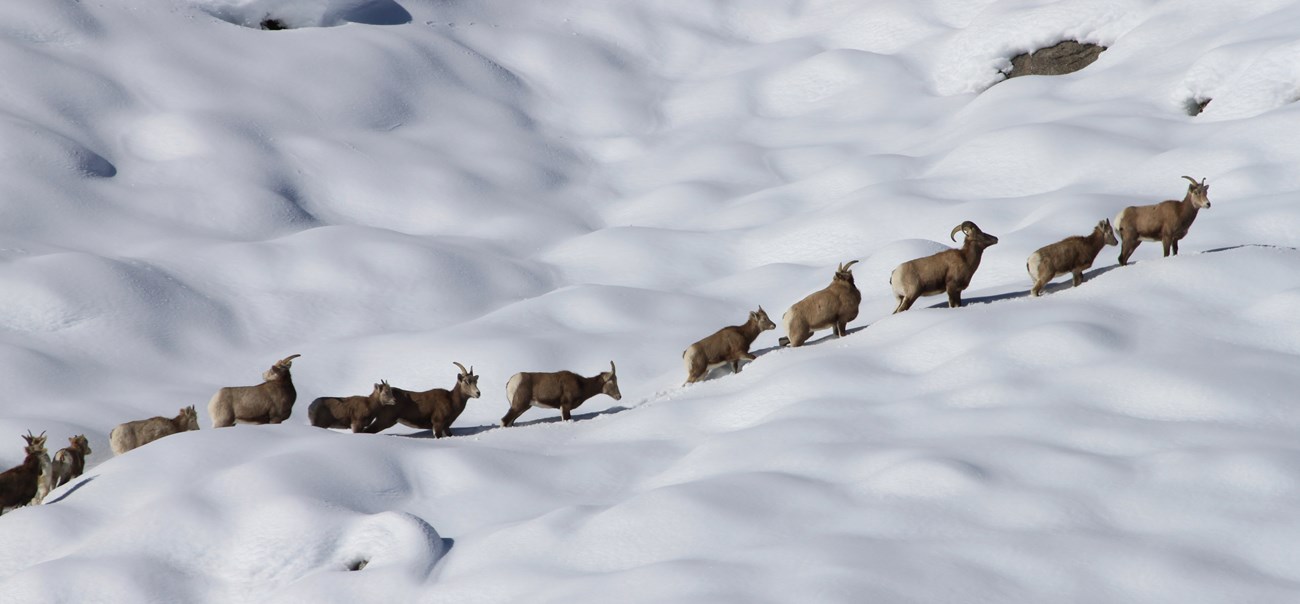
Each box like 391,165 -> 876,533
1,0 -> 1300,602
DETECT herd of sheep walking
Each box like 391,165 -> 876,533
0,176 -> 1212,515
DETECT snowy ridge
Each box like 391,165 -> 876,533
2,0 -> 1300,602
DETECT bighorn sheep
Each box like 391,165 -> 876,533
501,361 -> 621,427
890,221 -> 999,313
1027,219 -> 1118,296
0,432 -> 47,514
308,380 -> 398,433
208,354 -> 301,428
31,433 -> 53,505
364,363 -> 481,438
778,261 -> 861,348
50,434 -> 91,490
109,406 -> 199,455
1116,176 -> 1211,265
684,307 -> 776,384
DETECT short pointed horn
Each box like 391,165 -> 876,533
610,360 -> 617,375
453,361 -> 468,375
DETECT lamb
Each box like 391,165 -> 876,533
778,261 -> 861,348
109,406 -> 199,455
889,221 -> 999,313
1027,219 -> 1118,296
1115,176 -> 1211,265
208,354 -> 301,428
501,361 -> 620,427
31,433 -> 53,505
0,432 -> 47,515
308,380 -> 399,433
50,434 -> 92,490
363,363 -> 482,438
683,307 -> 776,384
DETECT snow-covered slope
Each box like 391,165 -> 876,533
2,0 -> 1300,602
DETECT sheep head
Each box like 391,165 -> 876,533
1182,176 -> 1211,209
951,221 -> 999,248
262,354 -> 301,381
751,306 -> 776,331
601,361 -> 622,401
70,434 -> 91,455
453,362 -> 481,399
1098,219 -> 1118,245
22,431 -> 47,456
180,406 -> 200,430
372,380 -> 398,406
833,260 -> 859,286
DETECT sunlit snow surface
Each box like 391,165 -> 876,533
2,0 -> 1300,602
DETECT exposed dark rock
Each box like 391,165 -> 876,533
1004,41 -> 1106,79
1185,97 -> 1212,116
260,17 -> 289,31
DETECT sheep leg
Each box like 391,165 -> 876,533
364,413 -> 398,434
1118,240 -> 1137,266
1171,239 -> 1180,256
1161,238 -> 1172,257
1072,270 -> 1084,287
560,406 -> 573,421
946,287 -> 962,308
733,351 -> 757,374
501,406 -> 527,428
893,295 -> 916,314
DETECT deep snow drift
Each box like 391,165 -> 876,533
2,0 -> 1300,602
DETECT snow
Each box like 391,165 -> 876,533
2,0 -> 1300,601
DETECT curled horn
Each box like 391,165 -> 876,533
277,354 -> 301,367
840,260 -> 859,272
453,361 -> 469,376
950,224 -> 964,242
1181,175 -> 1203,188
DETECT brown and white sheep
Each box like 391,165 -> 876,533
889,221 -> 999,313
364,363 -> 482,438
208,354 -> 301,428
779,261 -> 861,348
1027,219 -> 1118,296
0,432 -> 48,514
109,406 -> 199,455
308,380 -> 398,433
50,434 -> 92,490
1116,176 -> 1211,265
683,307 -> 776,384
501,361 -> 620,427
